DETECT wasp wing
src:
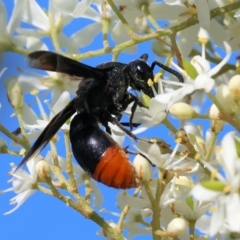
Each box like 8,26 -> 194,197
28,51 -> 108,80
17,99 -> 76,170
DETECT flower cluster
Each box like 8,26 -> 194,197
1,0 -> 240,240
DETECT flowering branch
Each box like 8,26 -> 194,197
2,0 -> 240,239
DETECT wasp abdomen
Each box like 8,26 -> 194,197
92,145 -> 137,189
70,113 -> 137,189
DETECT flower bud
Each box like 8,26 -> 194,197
167,218 -> 188,237
35,160 -> 51,180
133,154 -> 151,182
169,102 -> 196,120
198,28 -> 209,44
216,84 -> 237,115
228,74 -> 240,101
209,104 -> 224,132
7,79 -> 23,109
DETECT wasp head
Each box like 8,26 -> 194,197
128,54 -> 154,98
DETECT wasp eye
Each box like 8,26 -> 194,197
136,61 -> 153,81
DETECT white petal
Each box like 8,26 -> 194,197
208,42 -> 231,77
194,74 -> 214,92
117,194 -> 151,209
209,19 -> 228,46
194,0 -> 210,30
7,0 -> 26,34
112,22 -> 136,53
184,123 -> 202,137
51,91 -> 70,117
4,189 -> 36,215
80,7 -> 101,22
150,3 -> 188,21
148,143 -> 162,167
132,121 -> 156,135
89,179 -> 104,208
52,0 -> 78,15
22,104 -> 39,125
173,199 -> 192,218
58,33 -> 79,54
195,214 -> 211,234
71,22 -> 102,47
191,55 -> 211,74
226,194 -> 240,232
25,36 -> 48,51
26,157 -> 39,178
23,0 -> 49,31
192,184 -> 222,201
210,203 -> 224,236
221,132 -> 236,180
73,0 -> 92,17
177,24 -> 200,57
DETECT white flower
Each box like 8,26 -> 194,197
169,41 -> 231,114
16,0 -> 79,52
3,157 -> 39,214
134,141 -> 199,173
71,1 -> 120,49
124,85 -> 194,135
123,208 -> 152,239
192,132 -> 240,236
112,1 -> 188,52
0,0 -> 31,53
173,0 -> 230,57
8,91 -> 73,150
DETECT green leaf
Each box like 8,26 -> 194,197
201,181 -> 226,191
182,59 -> 198,79
234,138 -> 240,157
186,196 -> 194,210
140,91 -> 151,107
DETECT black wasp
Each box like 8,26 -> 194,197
17,51 -> 184,189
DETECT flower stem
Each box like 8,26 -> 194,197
143,182 -> 161,240
64,131 -> 77,193
107,0 -> 138,39
117,186 -> 142,232
15,109 -> 31,150
189,220 -> 196,240
141,3 -> 161,31
0,123 -> 29,149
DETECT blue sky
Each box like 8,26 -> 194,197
1,1 -> 239,240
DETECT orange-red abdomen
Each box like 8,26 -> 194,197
92,145 -> 137,189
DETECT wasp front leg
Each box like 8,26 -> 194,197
120,92 -> 146,131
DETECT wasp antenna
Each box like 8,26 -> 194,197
16,99 -> 76,171
139,53 -> 148,62
151,61 -> 184,83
